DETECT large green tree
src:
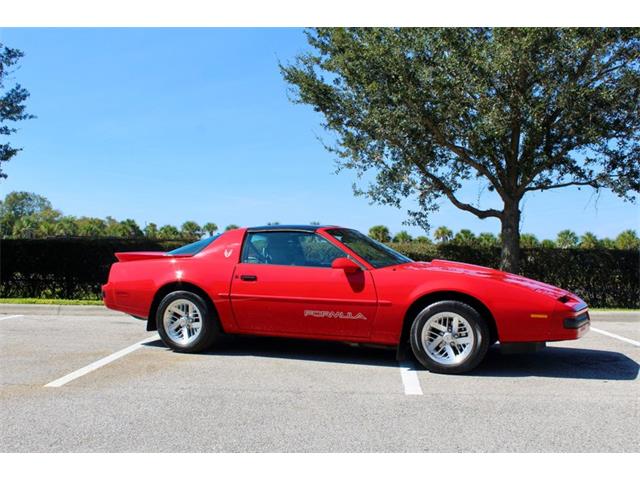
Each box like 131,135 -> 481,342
282,28 -> 640,272
0,191 -> 51,236
1,43 -> 34,179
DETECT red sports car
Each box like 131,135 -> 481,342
103,225 -> 590,373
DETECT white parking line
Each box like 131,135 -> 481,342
399,360 -> 423,395
44,334 -> 160,387
591,327 -> 640,347
0,315 -> 24,321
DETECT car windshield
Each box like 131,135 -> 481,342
326,228 -> 413,268
168,235 -> 220,256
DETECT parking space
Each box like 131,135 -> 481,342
0,309 -> 638,452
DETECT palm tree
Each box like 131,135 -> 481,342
77,217 -> 107,237
556,230 -> 579,249
477,232 -> 498,248
452,229 -> 476,246
158,225 -> 180,239
181,221 -> 202,241
433,226 -> 453,244
143,222 -> 159,239
119,219 -> 143,238
368,225 -> 391,243
104,216 -> 123,237
393,230 -> 413,243
615,230 -> 640,250
579,232 -> 600,249
414,235 -> 432,244
36,208 -> 63,237
55,216 -> 79,237
520,233 -> 540,248
12,215 -> 39,238
37,220 -> 58,238
600,237 -> 616,249
202,222 -> 218,237
225,224 -> 240,231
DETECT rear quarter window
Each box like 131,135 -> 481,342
168,235 -> 220,256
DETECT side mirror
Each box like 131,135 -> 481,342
331,257 -> 361,274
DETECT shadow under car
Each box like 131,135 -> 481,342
143,336 -> 639,381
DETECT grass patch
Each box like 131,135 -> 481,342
0,298 -> 103,305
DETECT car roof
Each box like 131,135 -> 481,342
246,224 -> 336,233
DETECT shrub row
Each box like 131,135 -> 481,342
1,238 -> 638,308
0,238 -> 183,299
388,243 -> 639,309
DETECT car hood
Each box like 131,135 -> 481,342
395,259 -> 572,300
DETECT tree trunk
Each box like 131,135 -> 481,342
500,201 -> 521,273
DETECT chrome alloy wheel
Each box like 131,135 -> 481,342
162,299 -> 203,346
420,311 -> 476,366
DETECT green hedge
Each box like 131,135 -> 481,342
388,243 -> 639,309
0,238 -> 638,308
0,238 -> 183,299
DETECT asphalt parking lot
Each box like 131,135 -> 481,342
1,306 -> 638,452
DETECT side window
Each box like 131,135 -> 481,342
298,234 -> 346,267
241,231 -> 346,267
241,233 -> 269,264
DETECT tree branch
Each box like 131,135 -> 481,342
415,163 -> 502,219
419,115 -> 506,196
524,179 -> 600,193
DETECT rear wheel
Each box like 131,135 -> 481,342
409,300 -> 489,374
156,291 -> 219,353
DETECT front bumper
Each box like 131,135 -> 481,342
548,306 -> 590,341
563,311 -> 590,329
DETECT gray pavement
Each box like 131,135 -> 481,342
0,306 -> 638,452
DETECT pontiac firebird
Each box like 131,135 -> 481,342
102,225 -> 590,373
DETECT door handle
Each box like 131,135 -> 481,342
240,274 -> 258,282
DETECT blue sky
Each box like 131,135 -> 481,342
0,28 -> 638,240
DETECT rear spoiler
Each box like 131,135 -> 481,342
114,251 -> 191,262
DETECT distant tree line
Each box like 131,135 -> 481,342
369,224 -> 639,250
0,192 -> 238,241
1,191 -> 638,250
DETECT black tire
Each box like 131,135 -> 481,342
156,290 -> 220,353
409,300 -> 489,374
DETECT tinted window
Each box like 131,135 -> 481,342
327,228 -> 412,268
241,231 -> 346,267
168,235 -> 220,256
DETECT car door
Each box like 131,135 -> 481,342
230,230 -> 377,339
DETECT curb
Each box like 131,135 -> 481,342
0,304 -> 125,316
589,311 -> 639,321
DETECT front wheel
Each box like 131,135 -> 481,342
156,291 -> 220,353
409,300 -> 489,374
